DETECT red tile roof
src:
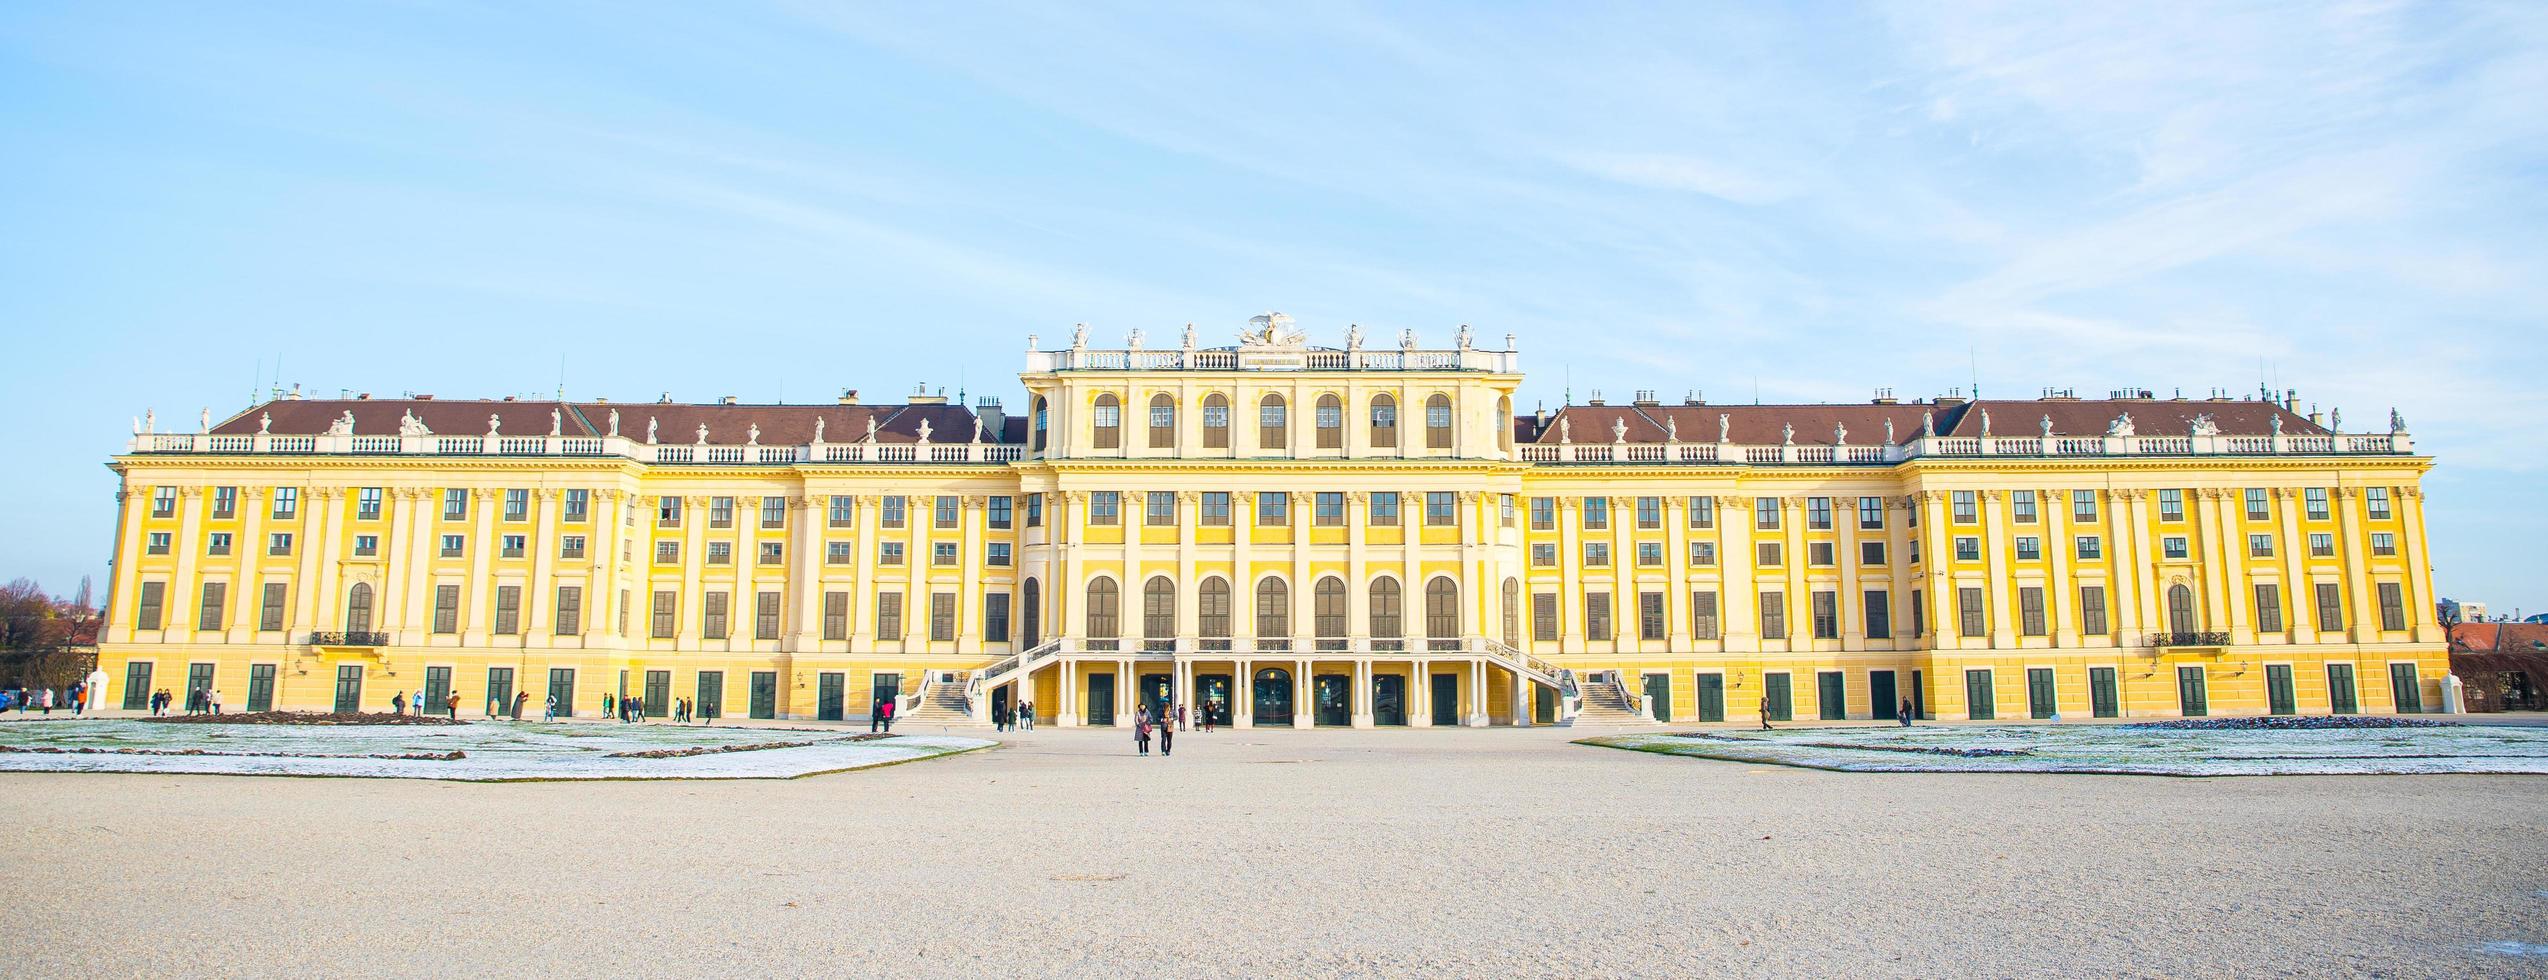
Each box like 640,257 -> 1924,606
1529,398 -> 2323,444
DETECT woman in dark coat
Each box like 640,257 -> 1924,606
1134,706 -> 1151,756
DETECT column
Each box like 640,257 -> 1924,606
1980,490 -> 2012,648
1918,492 -> 1953,650
2400,486 -> 2440,643
957,495 -> 985,654
850,495 -> 879,647
396,488 -> 435,639
1556,494 -> 1582,648
2276,488 -> 2311,638
1122,488 -> 1146,645
166,487 -> 204,642
1886,496 -> 1914,646
2044,487 -> 2077,644
106,484 -> 146,644
289,487 -> 333,638
231,487 -> 267,640
1060,489 -> 1085,652
2335,488 -> 2376,641
2209,489 -> 2251,641
789,495 -> 822,650
1411,658 -> 1431,727
1468,657 -> 1487,726
1352,658 -> 1372,727
525,488 -> 559,645
593,489 -> 625,643
463,488 -> 498,645
1234,657 -> 1252,728
1835,496 -> 1861,649
1233,492 -> 1256,642
2124,490 -> 2162,639
1116,658 -> 1133,726
1721,495 -> 1756,646
680,496 -> 708,647
1345,491 -> 1370,644
1173,490 -> 1198,647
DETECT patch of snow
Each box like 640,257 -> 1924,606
1582,724 -> 2548,776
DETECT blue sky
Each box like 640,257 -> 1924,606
2,2 -> 2542,610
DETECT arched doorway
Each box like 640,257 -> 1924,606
1253,667 -> 1295,726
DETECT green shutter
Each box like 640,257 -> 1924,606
2027,668 -> 2056,719
2088,668 -> 2119,718
1818,672 -> 1846,720
1763,673 -> 1792,721
1964,670 -> 1995,720
2389,664 -> 2423,713
2266,665 -> 2296,715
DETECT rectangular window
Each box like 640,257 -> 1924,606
1861,541 -> 1886,566
354,534 -> 379,557
493,585 -> 521,635
1584,542 -> 1609,567
1582,497 -> 1608,530
755,591 -> 782,640
211,486 -> 238,519
1314,492 -> 1343,526
259,582 -> 287,631
1636,542 -> 1663,567
502,534 -> 525,558
2018,587 -> 2046,636
136,581 -> 166,630
987,542 -> 1012,566
1501,494 -> 1516,527
1147,491 -> 1175,526
1639,592 -> 1665,641
1859,495 -> 1883,529
706,542 -> 732,565
1257,492 -> 1289,525
1584,592 -> 1611,639
759,542 -> 784,566
2076,535 -> 2102,560
1426,491 -> 1456,527
555,586 -> 582,635
504,488 -> 529,522
701,592 -> 732,639
1691,591 -> 1720,639
2163,536 -> 2190,559
268,532 -> 293,556
1025,493 -> 1043,528
2072,489 -> 2097,522
2367,487 -> 2392,520
1758,592 -> 1786,640
151,487 -> 177,517
932,542 -> 958,566
1201,492 -> 1231,526
2253,583 -> 2283,633
2316,583 -> 2344,631
2014,536 -> 2040,561
1951,490 -> 1977,523
651,590 -> 676,638
2306,487 -> 2330,520
1316,399 -> 1343,447
1811,591 -> 1838,639
827,495 -> 854,528
2378,582 -> 2406,631
2159,489 -> 2184,521
826,541 -> 851,565
1808,542 -> 1834,566
875,592 -> 902,638
444,488 -> 470,521
983,592 -> 1010,643
879,542 -> 903,565
1911,590 -> 1924,636
2011,490 -> 2037,524
2245,488 -> 2269,521
434,584 -> 460,634
1958,587 -> 1986,637
271,486 -> 299,520
2310,532 -> 2334,556
1689,541 -> 1716,566
556,535 -> 584,560
1532,593 -> 1558,642
1531,543 -> 1557,567
1368,492 -> 1400,526
706,496 -> 734,529
987,495 -> 1012,529
1954,537 -> 1980,561
2370,532 -> 2397,557
1089,491 -> 1119,526
1864,589 -> 1890,638
2079,586 -> 2109,636
929,495 -> 955,529
2250,533 -> 2275,558
440,534 -> 465,558
146,532 -> 171,555
879,496 -> 906,528
1688,496 -> 1715,529
1756,542 -> 1781,566
823,592 -> 849,640
562,488 -> 588,522
207,533 -> 232,557
748,496 -> 778,529
653,541 -> 679,565
1636,496 -> 1662,529
1755,497 -> 1780,530
657,495 -> 682,527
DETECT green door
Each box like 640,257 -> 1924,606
645,670 -> 671,718
1643,673 -> 1673,723
1964,670 -> 1995,721
1818,672 -> 1846,720
1374,675 -> 1407,726
1313,674 -> 1351,726
2388,663 -> 2423,713
187,663 -> 216,712
424,666 -> 452,716
817,673 -> 844,721
749,671 -> 777,719
333,664 -> 363,713
1764,673 -> 1792,722
1532,683 -> 1556,725
2177,666 -> 2208,717
1697,673 -> 1726,723
1429,672 -> 1458,726
2089,667 -> 2119,718
872,673 -> 901,718
548,667 -> 577,718
123,662 -> 153,710
694,671 -> 722,719
1195,674 -> 1234,726
485,667 -> 514,717
2027,668 -> 2056,720
2327,664 -> 2358,714
1909,669 -> 1925,720
1870,670 -> 1898,720
246,664 -> 276,713
1086,672 -> 1116,725
1140,673 -> 1173,721
2266,664 -> 2296,715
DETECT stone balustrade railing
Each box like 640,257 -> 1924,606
129,431 -> 1028,466
1025,346 -> 1520,373
1515,430 -> 2411,465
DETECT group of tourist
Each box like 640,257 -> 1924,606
1130,701 -> 1221,755
1,683 -> 94,715
869,698 -> 896,732
1753,696 -> 1921,729
993,700 -> 1036,732
591,693 -> 704,724
387,689 -> 460,718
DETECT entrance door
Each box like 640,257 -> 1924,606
872,673 -> 902,718
694,671 -> 722,720
1532,683 -> 1556,725
1086,672 -> 1116,726
2089,667 -> 2119,718
1373,675 -> 1407,726
1697,673 -> 1726,722
645,670 -> 671,718
486,667 -> 515,717
1194,673 -> 1233,726
1429,672 -> 1458,726
1252,669 -> 1291,726
2027,668 -> 2056,719
1964,670 -> 1995,720
1642,673 -> 1673,723
424,666 -> 452,716
2327,663 -> 2358,714
749,671 -> 777,719
991,685 -> 1012,724
1910,669 -> 1925,720
1139,673 -> 1173,721
2389,663 -> 2423,713
2266,664 -> 2296,715
548,667 -> 577,718
1870,670 -> 1898,720
817,673 -> 844,721
2177,666 -> 2208,717
333,664 -> 363,713
187,663 -> 215,712
1763,672 -> 1793,721
1313,674 -> 1350,726
123,662 -> 153,710
1818,671 -> 1847,721
246,664 -> 276,713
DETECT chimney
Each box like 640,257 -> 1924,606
1871,387 -> 1897,405
1586,389 -> 1605,407
1631,389 -> 1659,407
975,396 -> 1005,435
1685,389 -> 1704,406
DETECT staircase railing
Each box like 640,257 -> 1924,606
1479,638 -> 1575,724
964,638 -> 1066,716
898,671 -> 937,718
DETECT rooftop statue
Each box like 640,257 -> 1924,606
1884,418 -> 1896,445
330,411 -> 356,436
1665,417 -> 1678,442
1456,324 -> 1473,350
971,415 -> 985,443
1718,413 -> 1731,442
813,416 -> 826,443
550,408 -> 563,436
1558,415 -> 1572,444
258,412 -> 272,435
1611,416 -> 1627,443
398,410 -> 431,437
2390,408 -> 2407,434
1781,422 -> 1794,446
2040,414 -> 2053,437
486,414 -> 501,437
606,409 -> 620,437
646,416 -> 658,444
1833,421 -> 1847,446
1922,411 -> 1935,436
2190,413 -> 2220,437
1071,323 -> 1088,349
867,416 -> 879,442
747,423 -> 761,446
916,419 -> 934,445
1344,323 -> 1364,351
2107,413 -> 2134,437
1980,410 -> 1992,438
695,423 -> 709,445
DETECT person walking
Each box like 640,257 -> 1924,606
209,688 -> 223,715
1160,707 -> 1174,757
1759,697 -> 1773,731
512,690 -> 528,720
880,697 -> 894,733
411,689 -> 423,717
603,693 -> 616,721
1898,697 -> 1915,727
1024,700 -> 1036,731
544,695 -> 558,722
392,690 -> 407,716
445,692 -> 460,720
1134,707 -> 1151,757
1175,702 -> 1187,733
39,688 -> 54,715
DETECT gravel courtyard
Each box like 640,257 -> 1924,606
3,723 -> 2542,977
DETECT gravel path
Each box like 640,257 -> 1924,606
3,724 -> 2542,977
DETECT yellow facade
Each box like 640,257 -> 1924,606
97,316 -> 2446,727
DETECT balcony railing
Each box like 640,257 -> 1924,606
2144,631 -> 2233,649
308,631 -> 389,647
1026,346 -> 1519,374
129,431 -> 1027,466
1517,430 -> 2412,466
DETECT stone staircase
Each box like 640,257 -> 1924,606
1570,677 -> 1652,727
899,682 -> 979,728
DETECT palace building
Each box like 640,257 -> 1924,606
96,314 -> 2447,727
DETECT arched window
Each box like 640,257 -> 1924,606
1425,577 -> 1459,640
1315,394 -> 1344,449
1143,576 -> 1177,647
1091,394 -> 1121,450
1258,393 -> 1288,452
1021,578 -> 1042,648
345,582 -> 374,635
1314,577 -> 1347,646
1369,394 -> 1398,448
1086,577 -> 1119,639
1256,577 -> 1290,643
2168,584 -> 2199,635
1201,393 -> 1231,449
1497,396 -> 1513,453
1029,396 -> 1048,453
1370,576 -> 1403,640
1198,577 -> 1231,639
1147,393 -> 1176,449
1426,393 -> 1454,449
1502,577 -> 1521,648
